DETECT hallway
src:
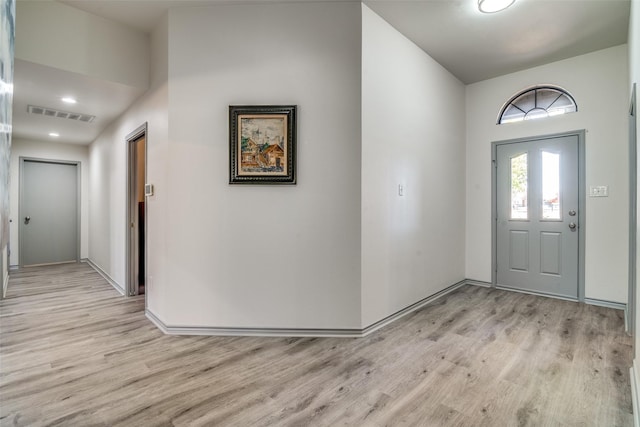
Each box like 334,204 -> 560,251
0,263 -> 634,426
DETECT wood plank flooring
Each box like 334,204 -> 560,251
0,263 -> 633,426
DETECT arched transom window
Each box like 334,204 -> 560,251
498,85 -> 577,124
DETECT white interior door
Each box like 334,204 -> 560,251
496,135 -> 579,298
20,159 -> 79,267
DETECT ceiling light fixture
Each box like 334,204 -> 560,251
478,0 -> 515,13
61,97 -> 77,104
49,132 -> 60,137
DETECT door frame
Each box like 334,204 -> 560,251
491,130 -> 586,301
19,157 -> 81,267
628,83 -> 637,336
125,123 -> 147,297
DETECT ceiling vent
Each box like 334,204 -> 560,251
27,105 -> 95,123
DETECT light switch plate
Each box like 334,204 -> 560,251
589,185 -> 608,197
144,183 -> 154,197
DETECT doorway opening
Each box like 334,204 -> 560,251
19,158 -> 80,267
492,131 -> 586,301
126,123 -> 147,297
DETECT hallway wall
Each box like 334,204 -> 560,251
82,3 -> 635,333
159,2 -> 363,329
88,14 -> 169,315
88,3 -> 364,330
361,5 -> 466,327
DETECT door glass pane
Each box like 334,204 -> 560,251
510,153 -> 528,219
501,105 -> 525,123
542,151 -> 560,219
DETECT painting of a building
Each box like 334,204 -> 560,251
241,138 -> 260,167
239,117 -> 287,173
262,143 -> 284,169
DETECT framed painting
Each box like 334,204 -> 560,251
229,105 -> 296,184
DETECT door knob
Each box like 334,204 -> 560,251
568,210 -> 576,216
568,222 -> 576,230
24,216 -> 30,224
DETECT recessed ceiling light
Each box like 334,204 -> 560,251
478,0 -> 515,13
61,97 -> 77,104
49,132 -> 60,137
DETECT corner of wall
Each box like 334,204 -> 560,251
631,360 -> 640,427
360,4 -> 466,328
84,258 -> 125,295
2,246 -> 8,298
150,11 -> 169,90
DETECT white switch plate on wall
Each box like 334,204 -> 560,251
589,185 -> 609,197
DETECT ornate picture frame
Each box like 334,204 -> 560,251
229,105 -> 296,184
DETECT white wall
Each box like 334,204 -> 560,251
629,0 -> 640,398
8,138 -> 89,265
361,5 -> 466,327
466,45 -> 630,303
631,0 -> 639,96
158,2 -> 363,329
88,15 -> 169,316
87,4 -> 364,330
82,2 -> 632,333
15,1 -> 149,90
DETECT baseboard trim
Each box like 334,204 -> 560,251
2,272 -> 8,299
145,309 -> 363,338
465,279 -> 492,288
360,279 -> 468,336
140,278 -> 628,338
596,296 -> 630,334
632,361 -> 640,427
471,282 -> 626,311
495,285 -> 578,302
584,298 -> 626,311
146,279 -> 469,338
83,258 -> 124,295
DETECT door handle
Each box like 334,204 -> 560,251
568,222 -> 576,231
24,216 -> 30,224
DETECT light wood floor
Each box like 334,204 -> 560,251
0,263 -> 633,426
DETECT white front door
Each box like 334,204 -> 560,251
496,134 -> 580,299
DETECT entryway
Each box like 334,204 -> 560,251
19,158 -> 80,267
493,131 -> 585,300
126,124 -> 147,297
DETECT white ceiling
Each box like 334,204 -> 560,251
365,0 -> 630,84
13,0 -> 631,145
12,59 -> 145,145
59,0 -> 631,84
